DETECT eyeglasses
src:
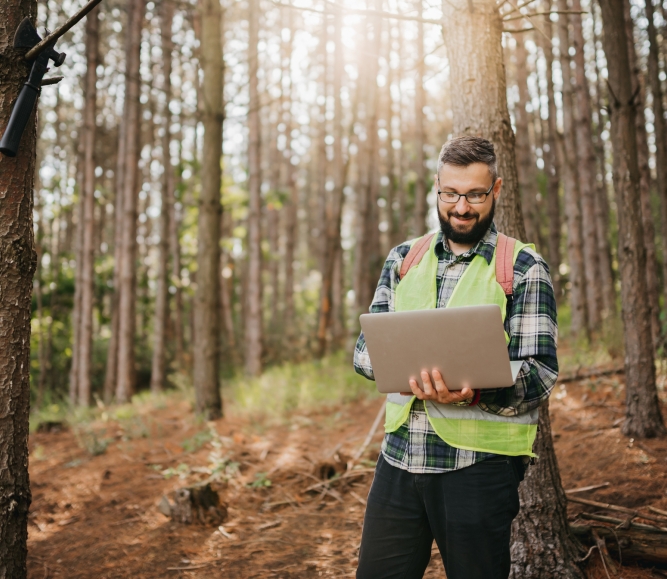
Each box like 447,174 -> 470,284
436,178 -> 496,205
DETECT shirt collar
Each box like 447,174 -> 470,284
436,222 -> 497,264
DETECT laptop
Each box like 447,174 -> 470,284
359,304 -> 524,394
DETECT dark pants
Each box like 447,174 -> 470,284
356,454 -> 524,579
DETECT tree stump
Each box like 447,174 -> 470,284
159,482 -> 227,526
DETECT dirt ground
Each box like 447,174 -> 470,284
27,370 -> 667,579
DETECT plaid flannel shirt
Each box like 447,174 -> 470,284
353,223 -> 558,473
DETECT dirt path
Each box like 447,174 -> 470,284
27,375 -> 667,578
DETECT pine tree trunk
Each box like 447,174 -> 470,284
646,0 -> 667,323
76,7 -> 100,406
244,0 -> 262,376
537,6 -> 562,300
151,0 -> 174,394
441,1 -> 586,575
0,3 -> 38,575
441,0 -> 523,239
116,0 -> 146,402
170,122 -> 185,369
193,0 -> 223,417
513,38 -> 540,246
571,1 -> 603,332
412,1 -> 427,237
316,7 -> 344,357
597,0 -> 666,438
556,0 -> 588,338
510,402 -> 585,578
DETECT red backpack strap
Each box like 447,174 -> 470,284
495,232 -> 516,296
399,233 -> 436,280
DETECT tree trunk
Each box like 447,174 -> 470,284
556,0 -> 588,338
590,3 -> 617,319
76,6 -> 100,406
644,0 -> 667,345
537,4 -> 562,300
513,38 -> 540,246
441,0 -> 524,240
571,0 -> 603,332
151,0 -> 174,394
193,0 -> 223,417
597,0 -> 666,438
440,1 -> 586,575
316,7 -> 344,357
170,118 -> 185,369
510,402 -> 585,578
0,3 -> 38,576
116,0 -> 146,402
412,0 -> 427,237
622,0 -> 662,349
244,0 -> 262,376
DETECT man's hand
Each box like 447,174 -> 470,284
400,369 -> 474,404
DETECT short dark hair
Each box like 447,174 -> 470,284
437,136 -> 498,183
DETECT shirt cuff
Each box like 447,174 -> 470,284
468,389 -> 481,406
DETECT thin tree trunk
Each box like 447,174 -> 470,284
514,38 -> 540,245
598,0 -> 666,438
556,0 -> 588,338
571,0 -> 602,332
170,116 -> 185,369
412,0 -> 427,236
116,0 -> 146,402
644,0 -> 667,344
537,4 -> 562,300
0,2 -> 38,575
151,0 -> 174,394
590,3 -> 617,319
220,209 -> 235,353
623,0 -> 662,348
76,7 -> 100,406
245,0 -> 262,376
193,0 -> 223,417
316,7 -> 344,357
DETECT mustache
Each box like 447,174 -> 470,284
447,211 -> 479,220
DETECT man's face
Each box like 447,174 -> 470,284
436,163 -> 502,245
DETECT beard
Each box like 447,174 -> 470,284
438,198 -> 496,245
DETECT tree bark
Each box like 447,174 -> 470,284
556,0 -> 588,338
0,3 -> 38,576
537,4 -> 562,300
623,0 -> 662,349
441,0 -> 524,239
75,6 -> 100,406
316,7 -> 344,357
571,0 -> 603,332
412,0 -> 427,237
244,0 -> 262,376
597,0 -> 666,438
513,38 -> 540,246
644,0 -> 667,345
116,0 -> 146,402
193,0 -> 223,417
151,0 -> 174,394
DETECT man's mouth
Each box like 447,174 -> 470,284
450,214 -> 477,226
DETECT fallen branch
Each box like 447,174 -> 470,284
348,400 -> 386,470
565,482 -> 610,495
571,523 -> 667,566
558,364 -> 624,384
569,496 -> 667,526
579,512 -> 667,534
650,506 -> 667,518
592,528 -> 619,577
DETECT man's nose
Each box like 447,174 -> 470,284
455,195 -> 471,213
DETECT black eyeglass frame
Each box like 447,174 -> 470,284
436,176 -> 496,205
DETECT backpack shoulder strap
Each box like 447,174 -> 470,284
399,233 -> 436,280
495,232 -> 516,296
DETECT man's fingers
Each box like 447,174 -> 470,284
431,369 -> 449,394
459,387 -> 473,399
420,371 -> 434,397
409,379 -> 424,400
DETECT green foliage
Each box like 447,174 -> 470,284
181,429 -> 213,453
248,472 -> 272,489
227,351 -> 377,418
74,427 -> 111,456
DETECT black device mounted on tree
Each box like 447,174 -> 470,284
0,18 -> 66,158
0,0 -> 103,157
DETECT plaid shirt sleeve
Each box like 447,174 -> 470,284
353,242 -> 412,380
479,248 -> 558,416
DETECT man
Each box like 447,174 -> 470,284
354,136 -> 557,579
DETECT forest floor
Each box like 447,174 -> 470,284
26,364 -> 667,579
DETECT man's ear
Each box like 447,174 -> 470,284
493,177 -> 503,201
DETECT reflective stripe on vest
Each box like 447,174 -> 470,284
385,232 -> 538,457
